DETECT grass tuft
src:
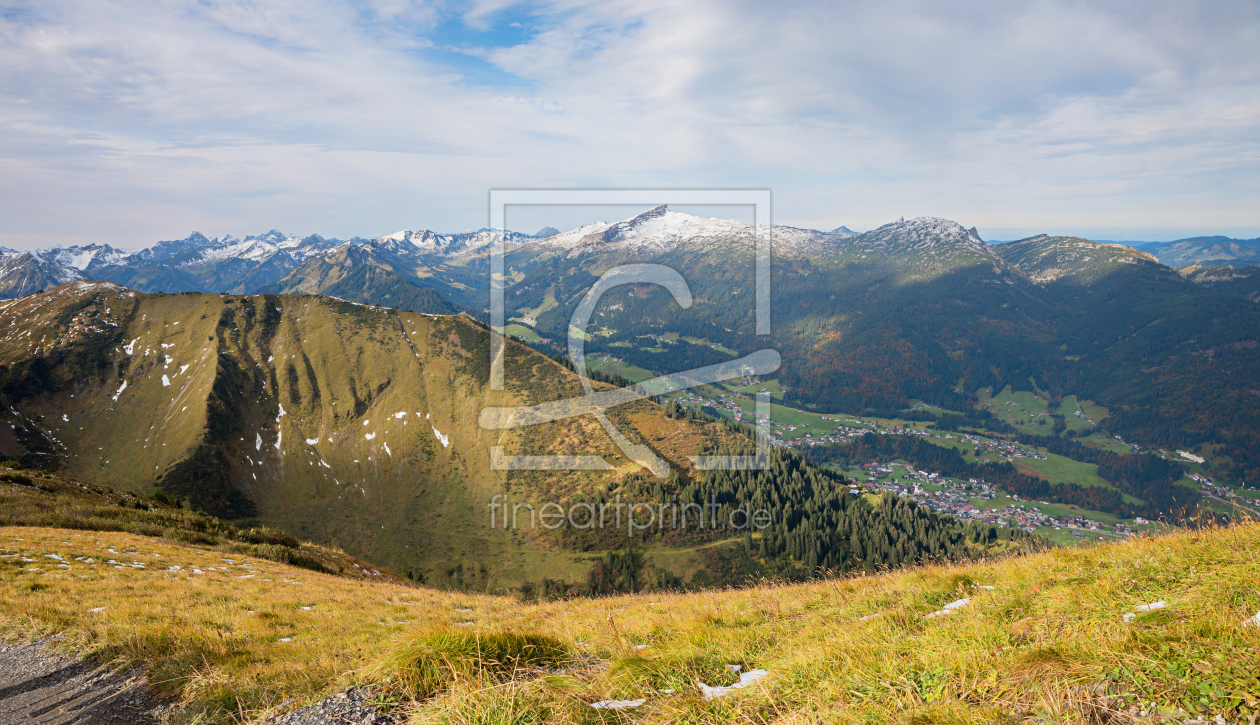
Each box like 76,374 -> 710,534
375,625 -> 570,700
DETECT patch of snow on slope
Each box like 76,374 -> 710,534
432,426 -> 449,447
534,220 -> 613,249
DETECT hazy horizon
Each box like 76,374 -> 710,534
4,211 -> 1257,254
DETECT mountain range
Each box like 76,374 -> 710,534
4,210 -> 1259,487
0,213 -> 861,303
3,203 -> 1258,593
6,214 -> 1256,305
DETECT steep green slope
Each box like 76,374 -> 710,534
0,282 -> 1035,593
0,282 -> 690,587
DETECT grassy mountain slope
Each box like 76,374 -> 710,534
0,282 -> 1034,593
3,520 -> 1256,724
0,282 -> 697,587
994,235 -> 1161,284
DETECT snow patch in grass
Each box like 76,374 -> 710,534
698,669 -> 769,700
926,598 -> 971,618
432,426 -> 449,447
590,699 -> 645,710
1124,601 -> 1168,623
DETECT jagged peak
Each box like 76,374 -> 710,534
849,217 -> 992,257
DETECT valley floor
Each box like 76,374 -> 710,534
2,523 -> 1259,724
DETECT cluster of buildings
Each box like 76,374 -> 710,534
957,432 -> 1048,460
855,464 -> 1135,539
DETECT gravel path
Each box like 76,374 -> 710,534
0,639 -> 174,724
0,639 -> 403,725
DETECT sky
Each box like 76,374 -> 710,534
1,0 -> 1258,251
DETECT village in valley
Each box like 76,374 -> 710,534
579,353 -> 1259,546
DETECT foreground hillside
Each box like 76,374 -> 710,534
2,515 -> 1257,723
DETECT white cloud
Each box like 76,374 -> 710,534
0,0 -> 1257,249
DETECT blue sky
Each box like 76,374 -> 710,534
1,0 -> 1258,250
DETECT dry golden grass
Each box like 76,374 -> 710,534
2,523 -> 1259,724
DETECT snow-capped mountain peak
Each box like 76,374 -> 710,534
245,230 -> 287,245
37,244 -> 128,272
533,205 -> 835,255
849,217 -> 994,259
370,228 -> 533,257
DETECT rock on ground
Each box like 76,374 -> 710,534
264,687 -> 404,725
